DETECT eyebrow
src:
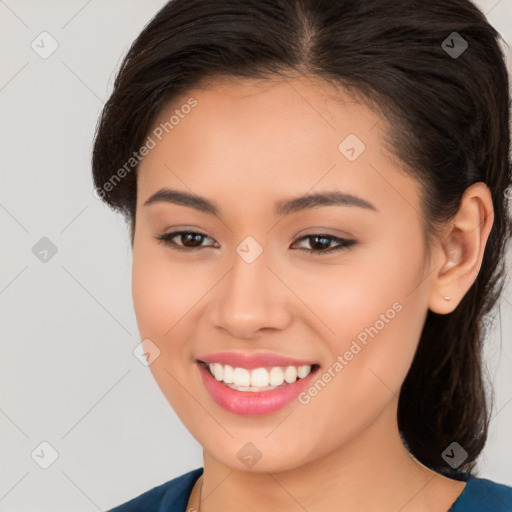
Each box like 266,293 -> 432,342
143,187 -> 378,216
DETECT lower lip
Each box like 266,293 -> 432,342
197,361 -> 319,416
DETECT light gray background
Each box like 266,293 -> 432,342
1,1 -> 511,510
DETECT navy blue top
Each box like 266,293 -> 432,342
107,467 -> 512,511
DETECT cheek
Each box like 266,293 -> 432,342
288,256 -> 422,346
131,246 -> 216,398
131,248 -> 201,415
131,254 -> 168,338
296,296 -> 424,455
299,237 -> 427,395
131,246 -> 205,339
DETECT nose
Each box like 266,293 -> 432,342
210,247 -> 292,340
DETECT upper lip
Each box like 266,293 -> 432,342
197,351 -> 318,369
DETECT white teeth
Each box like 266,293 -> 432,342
251,368 -> 269,387
205,362 -> 313,391
233,367 -> 251,387
223,364 -> 235,383
284,366 -> 297,383
297,365 -> 311,378
269,367 -> 284,386
212,362 -> 223,381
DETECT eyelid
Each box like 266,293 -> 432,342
294,225 -> 355,239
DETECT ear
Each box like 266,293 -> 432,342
428,182 -> 494,314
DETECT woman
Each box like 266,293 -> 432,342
92,0 -> 512,510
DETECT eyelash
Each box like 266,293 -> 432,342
155,230 -> 357,255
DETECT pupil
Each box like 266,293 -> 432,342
311,236 -> 329,250
184,233 -> 203,247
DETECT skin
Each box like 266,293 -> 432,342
131,73 -> 494,512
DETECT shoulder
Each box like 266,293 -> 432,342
106,467 -> 203,512
450,476 -> 512,511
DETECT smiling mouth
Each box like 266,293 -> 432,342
198,360 -> 321,392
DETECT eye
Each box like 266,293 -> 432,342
155,230 -> 356,255
155,230 -> 218,251
291,233 -> 357,254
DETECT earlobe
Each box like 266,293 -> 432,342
427,182 -> 494,315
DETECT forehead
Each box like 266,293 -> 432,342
136,75 -> 420,221
150,74 -> 382,144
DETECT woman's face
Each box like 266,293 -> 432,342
132,75 -> 436,472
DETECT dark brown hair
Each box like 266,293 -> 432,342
92,0 -> 512,478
